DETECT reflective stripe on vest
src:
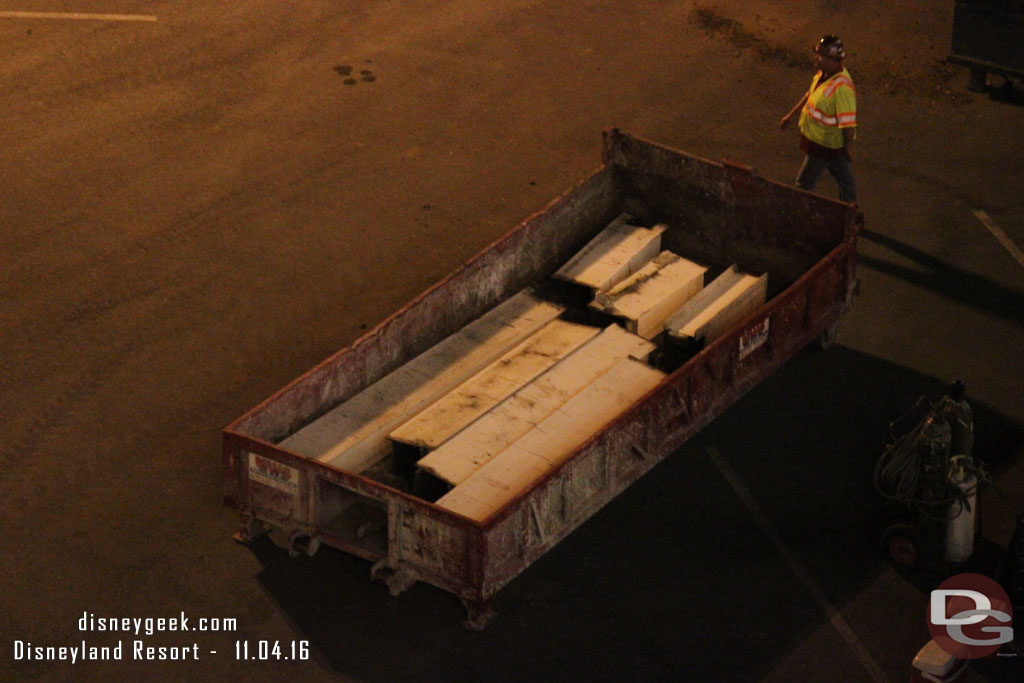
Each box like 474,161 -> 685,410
798,68 -> 856,149
805,101 -> 838,126
823,76 -> 854,98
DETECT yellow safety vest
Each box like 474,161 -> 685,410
798,67 -> 856,150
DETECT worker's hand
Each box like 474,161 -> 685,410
779,115 -> 791,131
842,128 -> 855,161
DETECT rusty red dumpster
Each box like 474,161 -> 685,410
223,129 -> 862,628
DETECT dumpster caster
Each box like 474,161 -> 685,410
288,533 -> 321,558
461,598 -> 497,631
356,520 -> 384,541
882,523 -> 920,567
386,570 -> 416,596
968,67 -> 987,93
817,322 -> 839,350
233,514 -> 267,544
371,561 -> 417,596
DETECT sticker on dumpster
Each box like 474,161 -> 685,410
248,453 -> 299,495
738,317 -> 770,360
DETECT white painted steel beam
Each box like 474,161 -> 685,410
665,266 -> 767,345
388,319 -> 600,451
416,324 -> 655,487
553,214 -> 667,292
435,357 -> 665,522
278,290 -> 564,473
590,250 -> 707,339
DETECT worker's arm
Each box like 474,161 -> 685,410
842,127 -> 855,159
779,93 -> 808,130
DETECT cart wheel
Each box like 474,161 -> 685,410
882,523 -> 920,566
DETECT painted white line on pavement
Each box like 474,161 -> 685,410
0,11 -> 156,22
974,209 -> 1024,269
706,446 -> 889,683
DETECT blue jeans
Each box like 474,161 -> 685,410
795,153 -> 857,203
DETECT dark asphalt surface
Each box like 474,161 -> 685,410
2,1 -> 1022,681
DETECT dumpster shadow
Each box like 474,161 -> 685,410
248,346 -> 1023,682
859,229 -> 1024,329
693,343 -> 1023,588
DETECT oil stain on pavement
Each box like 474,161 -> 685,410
334,64 -> 377,85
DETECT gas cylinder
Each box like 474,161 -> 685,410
943,380 -> 974,459
920,413 -> 952,564
945,457 -> 977,563
940,381 -> 977,563
920,413 -> 952,497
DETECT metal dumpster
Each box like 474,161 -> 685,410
223,129 -> 862,628
949,0 -> 1024,90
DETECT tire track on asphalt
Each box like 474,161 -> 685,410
0,258 -> 224,480
2,184 -> 252,304
0,207 -> 239,464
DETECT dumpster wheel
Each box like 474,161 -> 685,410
817,322 -> 839,350
232,513 -> 268,544
288,533 -> 321,558
881,523 -> 920,567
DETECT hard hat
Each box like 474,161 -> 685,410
815,35 -> 846,60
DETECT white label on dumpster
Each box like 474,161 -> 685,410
248,453 -> 299,495
738,317 -> 770,360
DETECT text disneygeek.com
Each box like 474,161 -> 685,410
12,612 -> 310,664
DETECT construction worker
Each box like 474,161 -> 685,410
780,35 -> 857,203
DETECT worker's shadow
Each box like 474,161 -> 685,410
247,346 -> 1023,683
858,229 -> 1024,330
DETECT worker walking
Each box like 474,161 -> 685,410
780,35 -> 857,203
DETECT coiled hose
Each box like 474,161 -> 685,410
874,397 -> 989,521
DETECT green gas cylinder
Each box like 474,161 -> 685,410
944,380 -> 974,460
919,412 -> 952,565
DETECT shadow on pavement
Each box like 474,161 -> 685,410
859,230 -> 1024,329
247,345 -> 1023,682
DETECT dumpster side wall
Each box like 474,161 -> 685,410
952,0 -> 1024,72
226,166 -> 618,449
477,243 -> 856,599
602,129 -> 854,288
224,132 -> 859,616
475,131 -> 859,599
